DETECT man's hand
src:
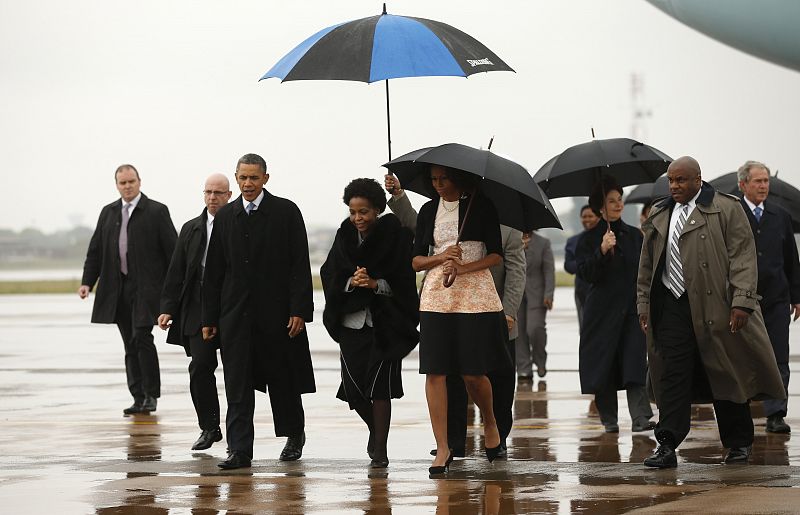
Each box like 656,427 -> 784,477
78,285 -> 90,299
792,304 -> 800,322
384,174 -> 403,196
639,314 -> 648,334
505,315 -> 515,333
287,316 -> 305,338
202,326 -> 217,341
543,298 -> 553,310
729,308 -> 750,333
157,314 -> 172,330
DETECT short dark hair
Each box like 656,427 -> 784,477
114,164 -> 139,181
425,165 -> 479,197
236,153 -> 267,174
588,176 -> 623,216
579,204 -> 592,215
343,178 -> 386,214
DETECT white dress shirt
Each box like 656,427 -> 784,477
662,188 -> 701,290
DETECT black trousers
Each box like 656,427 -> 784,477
762,302 -> 791,418
187,333 -> 220,430
653,285 -> 753,449
115,275 -> 160,401
446,339 -> 516,448
226,384 -> 305,459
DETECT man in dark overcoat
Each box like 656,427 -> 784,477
637,156 -> 785,468
79,164 -> 177,415
736,160 -> 800,434
158,173 -> 232,450
202,153 -> 315,470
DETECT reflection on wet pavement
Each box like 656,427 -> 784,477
3,291 -> 800,513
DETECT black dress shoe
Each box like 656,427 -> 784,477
644,444 -> 677,468
123,401 -> 143,415
430,447 -> 465,458
766,414 -> 791,434
192,427 -> 223,450
603,423 -> 620,433
537,365 -> 547,378
279,432 -> 305,461
724,445 -> 752,464
369,456 -> 389,468
218,451 -> 251,470
140,396 -> 157,413
632,419 -> 656,432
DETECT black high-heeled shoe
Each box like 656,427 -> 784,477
428,451 -> 453,476
485,443 -> 502,463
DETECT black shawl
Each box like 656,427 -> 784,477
320,213 -> 420,360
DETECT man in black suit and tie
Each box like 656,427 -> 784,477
202,153 -> 316,470
158,173 -> 232,450
737,160 -> 800,434
79,164 -> 177,415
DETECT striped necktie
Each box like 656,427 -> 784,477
667,204 -> 689,298
119,203 -> 131,275
246,202 -> 256,215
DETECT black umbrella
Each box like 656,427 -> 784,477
625,175 -> 669,204
709,172 -> 800,233
261,4 -> 514,160
383,143 -> 562,233
533,138 -> 673,198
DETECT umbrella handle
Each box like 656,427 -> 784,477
442,191 -> 476,289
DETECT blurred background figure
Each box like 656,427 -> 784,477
564,205 -> 601,331
516,231 -> 555,380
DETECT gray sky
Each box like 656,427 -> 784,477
2,0 -> 799,233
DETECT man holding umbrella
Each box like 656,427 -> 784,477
736,160 -> 800,434
637,156 -> 784,468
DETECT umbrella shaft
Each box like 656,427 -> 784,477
385,80 -> 392,161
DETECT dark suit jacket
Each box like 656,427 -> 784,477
160,209 -> 214,355
565,232 -> 589,302
81,193 -> 177,326
740,198 -> 800,308
202,190 -> 315,402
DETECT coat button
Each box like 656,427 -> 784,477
758,252 -> 763,256
245,259 -> 249,264
707,290 -> 712,295
757,229 -> 761,234
708,320 -> 714,325
700,234 -> 706,239
702,262 -> 708,268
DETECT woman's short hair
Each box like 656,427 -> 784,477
588,176 -> 623,216
343,178 -> 387,213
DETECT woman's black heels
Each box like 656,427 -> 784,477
428,451 -> 453,476
485,443 -> 503,463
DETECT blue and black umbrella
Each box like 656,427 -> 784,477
261,4 -> 514,159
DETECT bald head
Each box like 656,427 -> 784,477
204,173 -> 232,215
666,156 -> 702,204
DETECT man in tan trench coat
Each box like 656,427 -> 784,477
637,156 -> 784,468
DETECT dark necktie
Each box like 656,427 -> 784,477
119,203 -> 131,275
246,201 -> 256,215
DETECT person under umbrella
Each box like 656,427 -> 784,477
320,178 -> 419,468
575,176 -> 655,433
411,165 -> 510,476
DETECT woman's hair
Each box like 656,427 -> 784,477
342,178 -> 387,213
588,176 -> 623,216
425,165 -> 479,197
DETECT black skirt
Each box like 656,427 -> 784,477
336,326 -> 404,408
419,311 -> 511,375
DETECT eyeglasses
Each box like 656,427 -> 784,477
203,190 -> 228,196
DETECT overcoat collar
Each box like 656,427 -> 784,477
650,182 -> 717,237
234,189 -> 273,218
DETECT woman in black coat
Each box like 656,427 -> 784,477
320,178 -> 419,468
576,177 -> 654,433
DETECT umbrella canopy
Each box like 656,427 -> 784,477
261,5 -> 514,159
534,138 -> 672,198
709,171 -> 800,233
383,143 -> 562,232
625,175 -> 669,204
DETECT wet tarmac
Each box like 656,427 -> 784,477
2,289 -> 800,513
